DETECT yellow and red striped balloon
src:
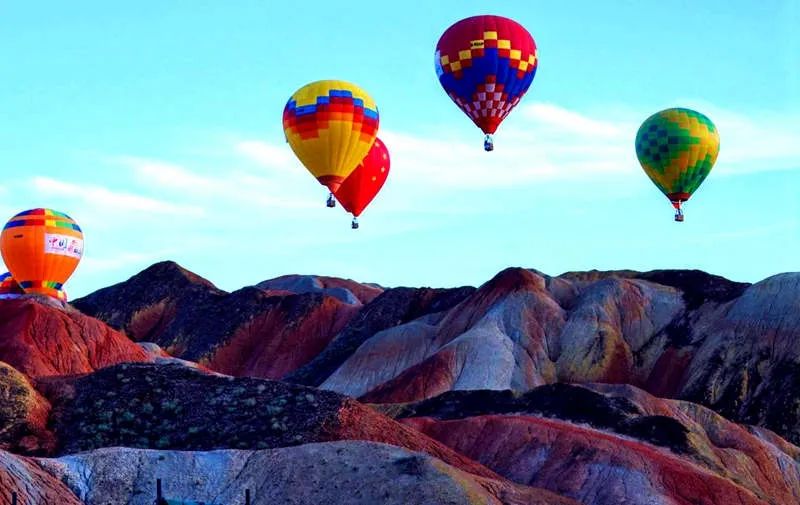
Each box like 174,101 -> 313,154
283,80 -> 380,193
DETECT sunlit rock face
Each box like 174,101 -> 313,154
0,298 -> 151,378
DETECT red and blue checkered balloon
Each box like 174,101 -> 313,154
435,15 -> 538,149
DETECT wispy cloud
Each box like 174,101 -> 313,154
116,156 -> 218,193
522,102 -> 627,138
380,103 -> 638,191
381,101 -> 798,193
32,176 -> 204,216
684,220 -> 799,245
699,107 -> 800,174
234,140 -> 297,173
113,153 -> 318,210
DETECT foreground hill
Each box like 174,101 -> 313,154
3,361 -> 798,504
2,442 -> 575,505
0,364 -> 800,505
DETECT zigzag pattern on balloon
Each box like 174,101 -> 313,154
437,30 -> 537,78
3,208 -> 82,232
283,89 -> 379,141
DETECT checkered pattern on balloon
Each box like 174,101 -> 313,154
436,17 -> 538,151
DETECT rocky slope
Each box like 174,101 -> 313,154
286,285 -> 476,387
23,362 -> 574,504
0,449 -> 81,505
296,266 -> 800,447
322,267 -> 747,400
73,262 -> 359,378
34,361 -> 508,484
0,362 -> 54,455
384,384 -> 800,505
0,298 -> 151,378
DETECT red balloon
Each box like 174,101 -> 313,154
334,138 -> 390,218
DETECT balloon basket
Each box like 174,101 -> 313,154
483,134 -> 494,152
351,218 -> 359,230
326,193 -> 336,208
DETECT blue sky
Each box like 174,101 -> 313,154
1,1 -> 798,297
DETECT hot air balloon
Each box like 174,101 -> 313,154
334,137 -> 390,229
635,108 -> 720,222
283,80 -> 380,207
0,272 -> 24,299
0,209 -> 84,299
435,15 -> 538,151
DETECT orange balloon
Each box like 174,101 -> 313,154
0,209 -> 84,299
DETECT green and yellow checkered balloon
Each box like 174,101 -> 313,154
635,108 -> 720,220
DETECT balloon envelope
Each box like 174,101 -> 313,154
334,137 -> 390,218
283,80 -> 380,193
635,108 -> 720,206
435,15 -> 538,136
0,209 -> 83,299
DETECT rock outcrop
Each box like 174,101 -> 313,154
73,262 -> 359,379
392,384 -> 800,505
0,362 -> 55,455
0,298 -> 150,378
256,274 -> 383,305
0,449 -> 81,505
286,285 -> 476,387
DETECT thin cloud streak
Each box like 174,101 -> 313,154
235,140 -> 297,173
32,177 -> 205,216
117,156 -> 219,193
115,156 -> 319,211
645,100 -> 800,174
521,102 -> 627,138
684,220 -> 799,245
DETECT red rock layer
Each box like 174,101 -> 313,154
0,299 -> 150,378
332,400 -> 577,504
404,415 -> 772,505
206,296 -> 358,379
0,451 -> 81,504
